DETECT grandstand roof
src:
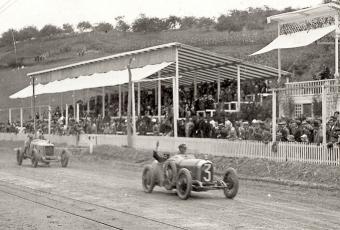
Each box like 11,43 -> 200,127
18,42 -> 289,97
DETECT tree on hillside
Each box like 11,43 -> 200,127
166,16 -> 181,30
180,16 -> 198,29
215,14 -> 244,32
40,24 -> 62,37
0,29 -> 18,45
131,14 -> 168,32
18,26 -> 39,40
95,22 -> 113,33
77,21 -> 92,32
62,23 -> 74,33
115,16 -> 130,32
197,17 -> 216,31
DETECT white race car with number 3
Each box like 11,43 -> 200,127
142,154 -> 239,200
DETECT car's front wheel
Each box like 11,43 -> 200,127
142,165 -> 155,193
223,168 -> 239,199
176,168 -> 192,200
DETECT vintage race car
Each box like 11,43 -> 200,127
16,138 -> 69,168
142,153 -> 239,200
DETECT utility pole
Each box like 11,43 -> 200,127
11,29 -> 18,69
127,57 -> 135,147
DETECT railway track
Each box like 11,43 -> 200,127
0,181 -> 187,230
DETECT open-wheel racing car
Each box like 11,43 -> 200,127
142,143 -> 239,200
16,137 -> 69,168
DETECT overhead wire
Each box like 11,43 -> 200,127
0,0 -> 19,15
0,0 -> 13,11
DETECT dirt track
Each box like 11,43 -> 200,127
0,146 -> 340,230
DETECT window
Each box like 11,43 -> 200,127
295,104 -> 302,118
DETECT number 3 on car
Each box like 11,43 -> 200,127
202,163 -> 211,182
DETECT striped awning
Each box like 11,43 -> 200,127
11,42 -> 289,99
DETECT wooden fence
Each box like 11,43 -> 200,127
1,133 -> 339,166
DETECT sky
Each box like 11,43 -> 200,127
0,0 -> 323,33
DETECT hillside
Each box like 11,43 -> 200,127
0,28 -> 335,114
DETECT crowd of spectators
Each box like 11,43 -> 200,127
4,78 -> 340,146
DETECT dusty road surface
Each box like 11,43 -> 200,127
0,146 -> 340,230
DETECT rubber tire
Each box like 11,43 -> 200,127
60,150 -> 69,168
163,160 -> 177,190
31,150 -> 38,168
223,168 -> 239,199
142,165 -> 155,193
16,149 -> 23,166
176,168 -> 192,200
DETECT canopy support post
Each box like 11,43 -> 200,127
127,58 -> 133,148
335,14 -> 339,78
87,89 -> 90,115
32,76 -> 36,132
217,70 -> 221,101
48,105 -> 51,135
322,85 -> 327,145
102,87 -> 105,118
194,73 -> 197,100
8,108 -> 11,124
158,72 -> 161,122
38,104 -> 42,121
118,85 -> 122,117
65,104 -> 68,128
173,48 -> 179,137
137,83 -> 141,116
76,103 -> 80,122
272,90 -> 277,143
237,65 -> 241,111
132,82 -> 136,137
20,107 -> 23,128
73,91 -> 76,119
60,93 -> 63,114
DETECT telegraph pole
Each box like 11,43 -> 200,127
10,29 -> 18,69
127,57 -> 134,147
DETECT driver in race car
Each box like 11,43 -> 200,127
153,142 -> 194,163
23,134 -> 33,154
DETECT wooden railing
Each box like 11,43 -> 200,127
285,79 -> 337,96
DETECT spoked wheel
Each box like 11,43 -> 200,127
223,168 -> 239,199
176,168 -> 192,200
142,166 -> 155,193
16,149 -> 23,166
31,150 -> 39,168
163,161 -> 177,190
60,150 -> 69,168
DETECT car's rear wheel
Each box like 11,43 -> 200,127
142,165 -> 155,193
223,168 -> 239,199
31,150 -> 39,168
16,149 -> 23,166
60,150 -> 69,168
176,168 -> 192,200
